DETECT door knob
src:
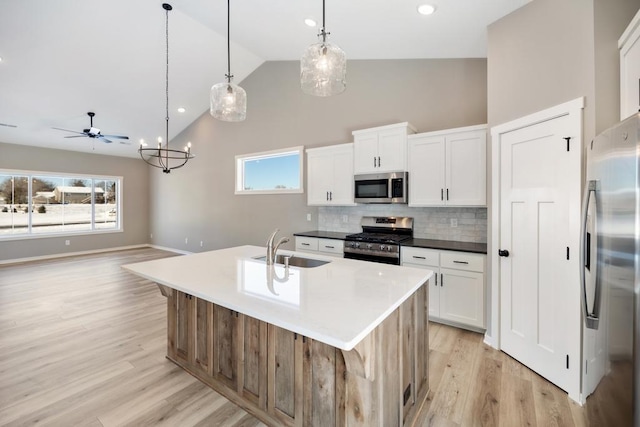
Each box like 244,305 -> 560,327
498,249 -> 510,257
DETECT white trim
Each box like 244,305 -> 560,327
0,243 -> 150,265
489,97 -> 585,351
235,146 -> 304,195
408,124 -> 487,140
147,244 -> 193,255
351,121 -> 417,135
618,8 -> 640,48
491,97 -> 585,138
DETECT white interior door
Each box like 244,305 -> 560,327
499,113 -> 580,394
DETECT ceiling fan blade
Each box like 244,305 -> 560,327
118,140 -> 132,145
52,127 -> 85,135
64,135 -> 87,139
0,122 -> 17,128
99,136 -> 113,143
100,134 -> 129,140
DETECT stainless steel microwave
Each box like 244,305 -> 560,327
354,172 -> 408,204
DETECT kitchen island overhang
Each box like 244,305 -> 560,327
123,245 -> 432,426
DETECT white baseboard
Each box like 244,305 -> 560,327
0,244 -> 152,265
147,244 -> 193,255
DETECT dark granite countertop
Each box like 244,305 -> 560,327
403,238 -> 487,254
293,231 -> 487,254
293,230 -> 352,240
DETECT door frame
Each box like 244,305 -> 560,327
488,97 -> 585,401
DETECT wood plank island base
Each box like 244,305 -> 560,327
123,245 -> 432,426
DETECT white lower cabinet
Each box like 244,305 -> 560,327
401,246 -> 485,331
295,236 -> 344,257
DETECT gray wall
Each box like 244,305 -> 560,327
0,142 -> 150,261
150,59 -> 488,252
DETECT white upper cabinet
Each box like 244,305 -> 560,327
306,143 -> 356,206
353,122 -> 416,174
620,9 -> 640,120
408,125 -> 486,207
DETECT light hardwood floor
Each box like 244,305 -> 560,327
0,248 -> 589,426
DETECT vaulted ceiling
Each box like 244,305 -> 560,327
0,0 -> 529,158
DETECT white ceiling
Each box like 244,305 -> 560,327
0,0 -> 529,159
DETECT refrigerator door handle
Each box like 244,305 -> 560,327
580,179 -> 600,330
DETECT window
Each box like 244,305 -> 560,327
235,146 -> 303,194
0,171 -> 122,239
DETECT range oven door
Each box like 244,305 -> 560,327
343,251 -> 400,265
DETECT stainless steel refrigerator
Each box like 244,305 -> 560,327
581,112 -> 639,426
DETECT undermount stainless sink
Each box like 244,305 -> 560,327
253,254 -> 329,268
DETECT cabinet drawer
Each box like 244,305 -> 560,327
295,237 -> 318,251
401,247 -> 439,267
440,251 -> 484,273
318,238 -> 343,255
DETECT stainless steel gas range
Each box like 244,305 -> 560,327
344,216 -> 413,265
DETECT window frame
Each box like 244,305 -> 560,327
0,169 -> 123,241
235,146 -> 304,195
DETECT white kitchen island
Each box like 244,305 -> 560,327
123,245 -> 432,427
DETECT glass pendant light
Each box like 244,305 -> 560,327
301,0 -> 346,96
210,0 -> 246,121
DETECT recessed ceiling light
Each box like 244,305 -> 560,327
0,57 -> 3,62
304,18 -> 317,27
177,107 -> 186,113
417,4 -> 436,15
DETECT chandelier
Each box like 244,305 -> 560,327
300,0 -> 346,96
210,0 -> 247,121
139,3 -> 194,173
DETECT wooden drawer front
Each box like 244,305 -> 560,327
440,251 -> 484,273
318,238 -> 343,255
295,237 -> 318,252
401,247 -> 439,267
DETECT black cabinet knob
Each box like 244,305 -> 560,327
498,249 -> 510,257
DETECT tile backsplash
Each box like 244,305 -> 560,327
318,205 -> 487,243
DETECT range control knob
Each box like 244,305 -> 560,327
354,242 -> 360,248
380,245 -> 386,251
366,243 -> 373,250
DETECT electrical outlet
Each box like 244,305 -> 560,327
306,213 -> 311,221
200,241 -> 203,247
185,237 -> 188,244
450,218 -> 458,228
342,215 -> 349,223
65,240 -> 70,246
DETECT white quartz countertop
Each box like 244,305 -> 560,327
123,245 -> 432,351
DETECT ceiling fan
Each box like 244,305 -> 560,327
53,112 -> 130,144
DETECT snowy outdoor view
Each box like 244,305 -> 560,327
0,174 -> 119,237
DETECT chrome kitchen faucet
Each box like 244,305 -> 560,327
266,229 -> 289,265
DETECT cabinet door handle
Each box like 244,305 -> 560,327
326,191 -> 329,201
440,273 -> 443,287
446,188 -> 449,201
374,157 -> 377,168
329,191 -> 332,201
453,260 -> 469,264
378,156 -> 381,167
441,189 -> 444,201
412,255 -> 426,259
301,243 -> 310,246
435,274 -> 438,286
325,245 -> 335,249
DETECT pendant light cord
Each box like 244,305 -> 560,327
164,5 -> 170,168
320,0 -> 329,42
226,0 -> 232,82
